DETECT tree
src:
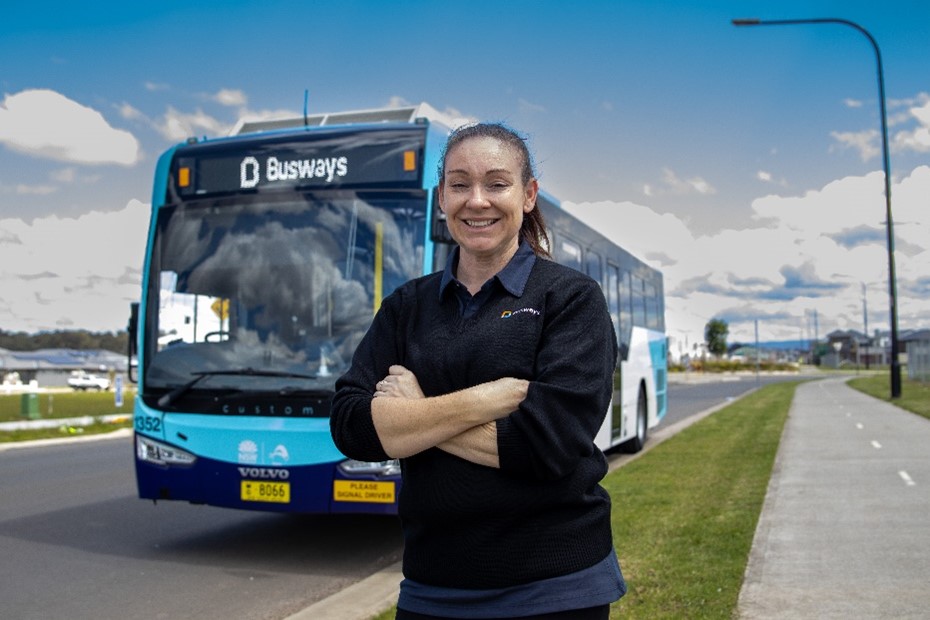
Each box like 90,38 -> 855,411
0,329 -> 127,354
705,319 -> 729,358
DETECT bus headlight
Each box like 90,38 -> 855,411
136,435 -> 197,467
338,459 -> 401,477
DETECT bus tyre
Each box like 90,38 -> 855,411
621,386 -> 648,454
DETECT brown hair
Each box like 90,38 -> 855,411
439,123 -> 551,258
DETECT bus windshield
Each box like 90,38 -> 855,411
144,189 -> 426,396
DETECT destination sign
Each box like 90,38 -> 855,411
172,128 -> 424,198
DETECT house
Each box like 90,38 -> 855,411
905,329 -> 930,382
824,330 -> 874,368
824,328 -> 929,373
0,348 -> 126,388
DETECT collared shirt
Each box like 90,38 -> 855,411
439,241 -> 536,319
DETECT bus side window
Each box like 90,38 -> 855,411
586,251 -> 603,289
645,282 -> 659,330
632,275 -> 646,327
619,270 -> 632,358
607,263 -> 620,346
430,186 -> 454,245
555,234 -> 583,273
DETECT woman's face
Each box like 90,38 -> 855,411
439,136 -> 538,265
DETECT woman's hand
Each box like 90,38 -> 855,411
374,365 -> 425,399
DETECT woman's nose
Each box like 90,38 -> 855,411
466,187 -> 490,207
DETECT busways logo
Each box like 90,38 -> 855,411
240,155 -> 348,188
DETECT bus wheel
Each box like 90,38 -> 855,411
621,386 -> 648,454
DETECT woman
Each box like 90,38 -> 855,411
331,123 -> 625,619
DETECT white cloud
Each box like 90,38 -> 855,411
844,94 -> 930,155
564,165 -> 930,345
910,99 -> 930,125
212,89 -> 248,107
409,101 -> 476,130
518,98 -> 547,114
0,89 -> 141,166
143,94 -> 465,146
830,129 -> 880,161
118,102 -> 145,121
124,94 -> 296,142
50,168 -> 76,183
155,105 -> 233,142
892,99 -> 930,153
15,184 -> 57,195
0,200 -> 149,332
844,98 -> 863,108
639,168 -> 718,198
385,97 -> 476,130
757,170 -> 773,183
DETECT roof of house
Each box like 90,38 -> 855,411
0,348 -> 125,371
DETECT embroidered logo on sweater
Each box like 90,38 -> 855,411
501,308 -> 541,319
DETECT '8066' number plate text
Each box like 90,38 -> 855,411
241,480 -> 290,503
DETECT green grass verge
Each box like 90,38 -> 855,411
0,390 -> 135,421
0,390 -> 136,443
369,382 -> 798,620
0,419 -> 133,443
607,382 -> 795,618
847,374 -> 930,421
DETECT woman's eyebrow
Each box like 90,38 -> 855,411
446,168 -> 514,176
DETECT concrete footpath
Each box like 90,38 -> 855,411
738,377 -> 930,619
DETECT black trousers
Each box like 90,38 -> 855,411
395,604 -> 610,620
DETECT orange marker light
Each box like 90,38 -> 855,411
178,167 -> 191,187
403,150 -> 416,172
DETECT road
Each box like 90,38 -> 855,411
0,438 -> 403,620
0,373 -> 796,620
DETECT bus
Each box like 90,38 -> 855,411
127,103 -> 666,515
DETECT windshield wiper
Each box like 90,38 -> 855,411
157,368 -> 318,408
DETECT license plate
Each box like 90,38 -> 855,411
333,480 -> 396,503
241,480 -> 290,504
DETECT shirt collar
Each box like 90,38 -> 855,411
440,241 -> 537,298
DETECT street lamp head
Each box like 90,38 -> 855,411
732,18 -> 762,26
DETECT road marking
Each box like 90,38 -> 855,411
871,440 -> 882,449
899,471 -> 916,486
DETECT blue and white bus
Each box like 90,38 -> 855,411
127,103 -> 666,515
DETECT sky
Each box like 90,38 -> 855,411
1,0 -> 928,353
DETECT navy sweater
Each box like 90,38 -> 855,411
331,257 -> 618,589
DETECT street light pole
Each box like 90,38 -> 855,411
732,17 -> 902,398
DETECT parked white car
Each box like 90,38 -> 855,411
68,370 -> 111,391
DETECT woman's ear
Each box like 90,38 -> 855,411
524,178 -> 539,213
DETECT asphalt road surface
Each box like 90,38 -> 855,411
0,373 -> 797,620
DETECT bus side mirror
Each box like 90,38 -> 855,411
429,186 -> 454,244
127,302 -> 139,384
